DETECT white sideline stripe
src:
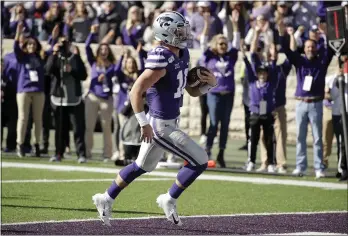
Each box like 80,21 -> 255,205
2,211 -> 347,226
1,178 -> 174,183
2,162 -> 347,190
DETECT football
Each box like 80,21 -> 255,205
187,66 -> 210,87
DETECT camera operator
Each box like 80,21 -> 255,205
45,38 -> 88,163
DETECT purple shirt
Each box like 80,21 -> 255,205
115,52 -> 146,113
3,52 -> 17,83
244,54 -> 279,114
199,48 -> 238,93
280,35 -> 334,98
13,41 -> 44,93
145,46 -> 190,119
121,24 -> 145,48
85,33 -> 113,99
274,59 -> 292,107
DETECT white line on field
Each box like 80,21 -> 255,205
1,178 -> 174,183
2,211 -> 347,226
2,162 -> 347,190
263,233 -> 345,235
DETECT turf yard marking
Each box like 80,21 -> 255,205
1,211 -> 346,226
1,178 -> 174,183
3,162 -> 347,190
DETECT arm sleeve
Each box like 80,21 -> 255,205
144,48 -> 169,70
279,35 -> 301,67
243,56 -> 256,83
85,33 -> 96,66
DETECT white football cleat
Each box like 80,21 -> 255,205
92,193 -> 113,226
156,193 -> 182,226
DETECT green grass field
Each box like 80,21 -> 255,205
1,132 -> 347,225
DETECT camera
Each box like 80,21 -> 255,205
59,40 -> 70,56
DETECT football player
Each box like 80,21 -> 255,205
92,11 -> 217,226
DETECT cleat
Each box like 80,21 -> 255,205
92,193 -> 112,226
156,193 -> 182,226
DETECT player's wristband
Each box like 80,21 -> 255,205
135,111 -> 149,127
199,83 -> 217,95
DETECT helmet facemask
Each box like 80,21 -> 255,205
167,22 -> 193,49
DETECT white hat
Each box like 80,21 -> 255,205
197,1 -> 211,8
342,1 -> 348,7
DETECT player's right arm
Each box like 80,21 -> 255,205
129,68 -> 166,143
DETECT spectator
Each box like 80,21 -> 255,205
9,4 -> 33,38
2,2 -> 11,37
39,2 -> 64,40
97,1 -> 122,44
13,22 -> 45,158
322,80 -> 334,169
179,1 -> 196,24
333,59 -> 348,181
245,14 -> 273,53
41,24 -> 61,154
2,51 -> 18,152
272,1 -> 294,28
325,68 -> 342,175
258,28 -> 296,173
278,20 -> 334,178
143,9 -> 163,48
84,25 -> 115,161
28,1 -> 49,38
160,1 -> 177,12
218,1 -> 249,42
64,1 -> 96,43
238,40 -> 264,151
190,1 -> 223,49
249,1 -> 272,21
199,10 -> 240,167
45,37 -> 88,163
120,6 -> 145,48
239,61 -> 249,151
114,46 -> 144,165
242,43 -> 277,173
241,34 -> 278,172
292,2 -> 318,31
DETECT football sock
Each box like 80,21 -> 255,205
169,163 -> 208,199
107,162 -> 146,199
106,181 -> 121,200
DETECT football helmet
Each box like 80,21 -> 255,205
153,11 -> 192,49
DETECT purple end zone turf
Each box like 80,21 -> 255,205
2,212 -> 347,235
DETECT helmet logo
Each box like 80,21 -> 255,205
158,16 -> 174,28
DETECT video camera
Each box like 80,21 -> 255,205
58,40 -> 70,57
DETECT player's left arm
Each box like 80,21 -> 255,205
185,69 -> 217,97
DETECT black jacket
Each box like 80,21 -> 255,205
45,53 -> 87,97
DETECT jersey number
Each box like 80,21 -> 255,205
174,68 -> 188,98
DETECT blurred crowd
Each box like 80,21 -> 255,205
1,1 -> 347,180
